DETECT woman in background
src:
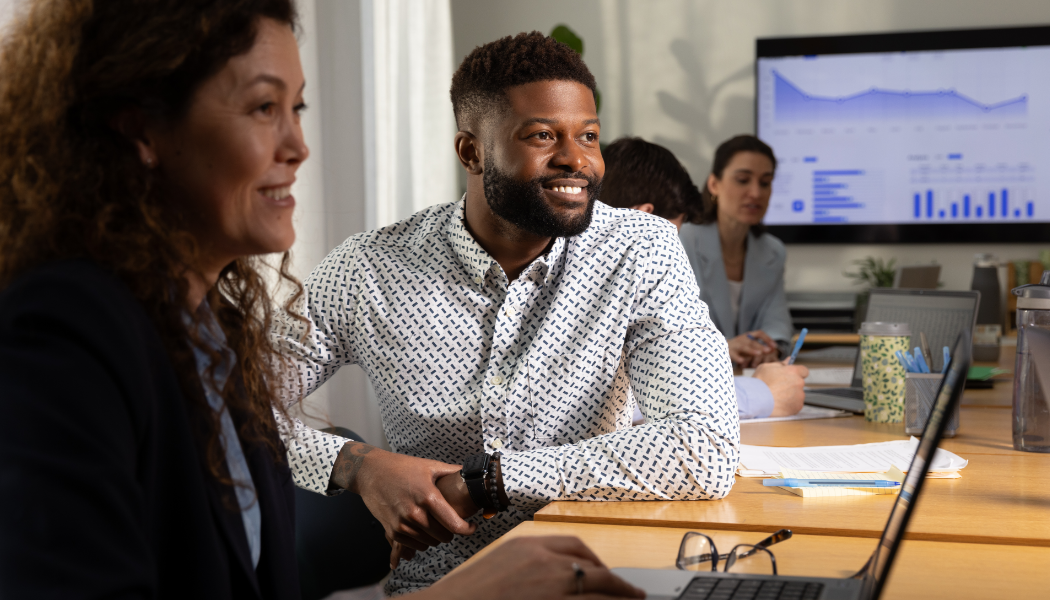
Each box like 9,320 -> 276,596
679,135 -> 793,368
0,1 -> 642,598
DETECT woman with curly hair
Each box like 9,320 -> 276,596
0,1 -> 644,598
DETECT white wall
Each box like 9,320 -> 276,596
450,0 -> 1050,293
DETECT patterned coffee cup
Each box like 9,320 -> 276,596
859,321 -> 911,423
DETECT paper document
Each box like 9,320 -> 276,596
738,438 -> 968,477
741,367 -> 854,386
774,467 -> 904,498
741,405 -> 851,424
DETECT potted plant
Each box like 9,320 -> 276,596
845,257 -> 896,328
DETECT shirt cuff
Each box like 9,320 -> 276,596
275,410 -> 351,495
735,376 -> 775,419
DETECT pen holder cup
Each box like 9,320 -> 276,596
905,373 -> 959,437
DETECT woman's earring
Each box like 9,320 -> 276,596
144,155 -> 155,168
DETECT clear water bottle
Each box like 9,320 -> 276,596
1011,270 -> 1050,453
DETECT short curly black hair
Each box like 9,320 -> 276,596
450,31 -> 597,130
601,137 -> 703,223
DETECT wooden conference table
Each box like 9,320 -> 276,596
464,344 -> 1050,597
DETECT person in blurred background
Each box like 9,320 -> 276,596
601,136 -> 805,419
0,2 -> 643,599
680,135 -> 793,368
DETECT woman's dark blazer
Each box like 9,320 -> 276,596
0,260 -> 299,599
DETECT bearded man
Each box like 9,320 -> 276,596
273,32 -> 739,594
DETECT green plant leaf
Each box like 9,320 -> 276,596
550,25 -> 583,55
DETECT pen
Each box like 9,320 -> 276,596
787,328 -> 807,365
746,333 -> 769,346
763,479 -> 901,488
913,347 -> 930,373
942,346 -> 951,374
919,332 -> 934,371
895,350 -> 915,373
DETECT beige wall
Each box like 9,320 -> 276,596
451,0 -> 1050,293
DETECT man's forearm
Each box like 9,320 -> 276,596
330,441 -> 377,493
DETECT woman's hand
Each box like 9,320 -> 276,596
419,536 -> 647,600
727,330 -> 779,367
329,442 -> 477,569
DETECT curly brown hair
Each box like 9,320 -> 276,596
450,31 -> 597,130
0,0 -> 305,485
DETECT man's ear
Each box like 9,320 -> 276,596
630,203 -> 656,214
109,107 -> 159,168
454,131 -> 483,175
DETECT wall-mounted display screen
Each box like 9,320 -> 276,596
756,26 -> 1050,243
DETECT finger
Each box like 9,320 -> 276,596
389,543 -> 401,570
751,330 -> 777,349
395,520 -> 443,548
429,460 -> 468,478
573,565 -> 647,599
420,519 -> 455,544
392,532 -> 433,553
529,536 -> 607,568
789,364 -> 810,378
426,492 -> 477,536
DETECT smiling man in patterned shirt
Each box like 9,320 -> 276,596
272,32 -> 740,594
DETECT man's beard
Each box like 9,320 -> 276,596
483,155 -> 602,238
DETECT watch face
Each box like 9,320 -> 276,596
462,452 -> 491,476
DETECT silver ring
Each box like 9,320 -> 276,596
572,562 -> 584,594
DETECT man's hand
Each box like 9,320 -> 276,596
753,362 -> 809,417
419,536 -> 646,600
727,330 -> 778,367
330,442 -> 477,569
436,471 -> 480,519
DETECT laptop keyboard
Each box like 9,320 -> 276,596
679,577 -> 824,600
811,387 -> 863,400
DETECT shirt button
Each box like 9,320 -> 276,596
490,375 -> 504,385
473,276 -> 483,284
492,439 -> 504,450
505,306 -> 516,317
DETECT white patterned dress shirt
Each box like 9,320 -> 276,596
272,199 -> 740,593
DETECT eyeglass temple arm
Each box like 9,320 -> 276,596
732,528 -> 793,559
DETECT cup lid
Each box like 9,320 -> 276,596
859,321 -> 911,336
1012,270 -> 1050,299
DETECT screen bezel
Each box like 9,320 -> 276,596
756,24 -> 1050,244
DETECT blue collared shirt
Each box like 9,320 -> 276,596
188,303 -> 261,569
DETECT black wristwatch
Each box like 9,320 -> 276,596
460,452 -> 494,516
460,451 -> 509,518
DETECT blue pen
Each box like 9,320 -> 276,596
895,350 -> 914,373
787,328 -> 807,365
942,346 -> 951,374
763,479 -> 901,488
913,347 -> 930,373
746,333 -> 768,347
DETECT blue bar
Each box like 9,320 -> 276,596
914,193 -> 921,218
813,170 -> 864,176
804,156 -> 817,162
948,153 -> 963,160
964,195 -> 970,217
1028,202 -> 1034,217
1002,189 -> 1008,218
951,203 -> 958,218
814,217 -> 848,223
813,183 -> 847,189
814,196 -> 854,202
814,210 -> 829,216
814,190 -> 837,196
977,206 -> 983,217
927,190 -> 933,218
939,209 -> 946,218
989,192 -> 995,217
1015,209 -> 1021,217
815,203 -> 865,209
813,177 -> 828,183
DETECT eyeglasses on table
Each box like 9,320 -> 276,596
675,528 -> 793,575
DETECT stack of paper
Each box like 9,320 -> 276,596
773,467 -> 905,498
738,438 -> 968,478
741,405 -> 851,424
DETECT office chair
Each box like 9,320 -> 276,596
295,427 -> 391,600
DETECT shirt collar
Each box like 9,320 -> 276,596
446,197 -> 566,287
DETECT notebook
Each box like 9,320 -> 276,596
804,289 -> 979,414
613,331 -> 971,600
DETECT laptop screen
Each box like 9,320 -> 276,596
849,290 -> 979,387
862,332 -> 971,599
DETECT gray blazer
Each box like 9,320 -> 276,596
679,222 -> 793,346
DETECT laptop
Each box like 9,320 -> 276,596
803,289 -> 979,414
613,332 -> 972,600
893,265 -> 940,289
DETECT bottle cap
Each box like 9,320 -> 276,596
859,321 -> 911,336
1014,270 -> 1050,309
